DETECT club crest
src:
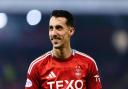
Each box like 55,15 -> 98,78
74,65 -> 82,77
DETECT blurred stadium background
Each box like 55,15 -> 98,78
0,0 -> 128,89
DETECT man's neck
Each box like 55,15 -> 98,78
52,47 -> 72,59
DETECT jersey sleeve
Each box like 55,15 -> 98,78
25,63 -> 40,89
86,59 -> 102,89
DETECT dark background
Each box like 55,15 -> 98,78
0,13 -> 128,89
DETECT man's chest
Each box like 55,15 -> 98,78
38,61 -> 88,89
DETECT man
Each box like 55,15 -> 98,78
25,10 -> 102,89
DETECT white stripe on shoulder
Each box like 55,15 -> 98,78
74,50 -> 98,71
28,51 -> 51,74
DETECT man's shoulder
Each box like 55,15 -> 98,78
32,51 -> 51,64
74,49 -> 95,62
74,49 -> 98,70
27,51 -> 51,74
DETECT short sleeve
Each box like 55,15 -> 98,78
25,64 -> 40,89
86,59 -> 102,89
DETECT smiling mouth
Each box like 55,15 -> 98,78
51,38 -> 61,40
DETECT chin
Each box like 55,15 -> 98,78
53,44 -> 62,49
53,46 -> 61,49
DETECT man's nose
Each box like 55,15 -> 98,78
51,29 -> 58,35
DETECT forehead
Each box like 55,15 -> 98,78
49,16 -> 67,26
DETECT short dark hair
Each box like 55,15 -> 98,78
51,10 -> 74,27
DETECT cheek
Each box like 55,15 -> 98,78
63,33 -> 70,40
49,31 -> 52,36
65,31 -> 71,37
48,33 -> 50,37
49,32 -> 52,38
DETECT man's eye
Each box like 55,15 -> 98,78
49,26 -> 53,30
56,26 -> 63,30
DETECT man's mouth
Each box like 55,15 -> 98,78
51,38 -> 61,40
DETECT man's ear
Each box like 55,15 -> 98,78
69,27 -> 75,36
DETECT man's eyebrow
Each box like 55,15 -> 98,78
56,25 -> 63,28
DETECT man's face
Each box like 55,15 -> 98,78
49,16 -> 74,49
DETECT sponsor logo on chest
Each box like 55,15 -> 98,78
46,67 -> 84,89
47,80 -> 83,89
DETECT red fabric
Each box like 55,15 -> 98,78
25,50 -> 102,89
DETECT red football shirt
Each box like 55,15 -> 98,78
25,49 -> 102,89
